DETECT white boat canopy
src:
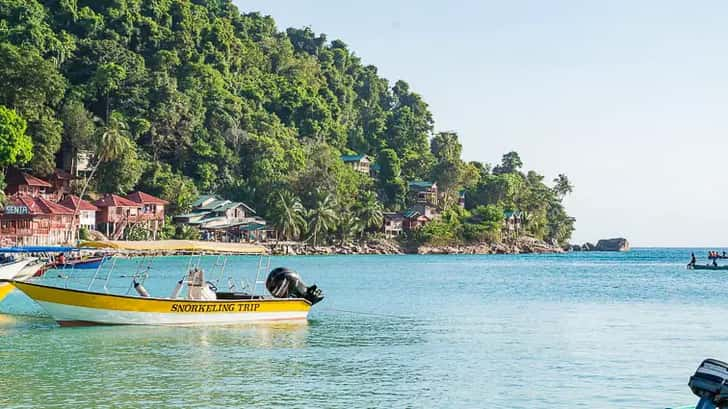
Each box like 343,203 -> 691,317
80,240 -> 267,254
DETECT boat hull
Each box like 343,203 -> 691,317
689,265 -> 728,270
0,283 -> 14,301
52,257 -> 107,270
0,258 -> 35,280
12,281 -> 311,326
0,258 -> 37,302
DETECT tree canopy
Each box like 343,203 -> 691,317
0,0 -> 575,245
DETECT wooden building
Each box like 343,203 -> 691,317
341,154 -> 373,175
94,194 -> 141,239
4,169 -> 53,199
383,212 -> 405,238
0,196 -> 74,245
94,192 -> 168,240
408,181 -> 438,206
59,195 -> 98,231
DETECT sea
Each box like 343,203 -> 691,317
0,248 -> 722,408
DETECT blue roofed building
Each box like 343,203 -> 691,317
341,153 -> 375,176
173,195 -> 274,242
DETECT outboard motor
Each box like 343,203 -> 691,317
266,267 -> 324,305
689,359 -> 728,409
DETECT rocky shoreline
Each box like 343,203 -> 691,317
267,236 -> 565,256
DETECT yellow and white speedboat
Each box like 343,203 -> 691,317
5,241 -> 324,327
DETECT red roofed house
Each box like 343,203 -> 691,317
94,193 -> 141,239
94,191 -> 168,240
4,168 -> 53,199
0,196 -> 74,245
59,195 -> 98,231
125,191 -> 169,239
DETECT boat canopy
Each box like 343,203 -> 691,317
0,246 -> 78,253
79,240 -> 267,254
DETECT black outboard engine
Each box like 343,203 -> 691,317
689,359 -> 728,409
266,267 -> 324,305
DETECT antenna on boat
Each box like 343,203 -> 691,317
689,359 -> 728,408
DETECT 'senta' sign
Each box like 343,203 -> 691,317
4,206 -> 29,215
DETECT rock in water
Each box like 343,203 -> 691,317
595,238 -> 630,252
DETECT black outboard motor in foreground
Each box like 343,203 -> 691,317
689,359 -> 728,409
266,267 -> 324,305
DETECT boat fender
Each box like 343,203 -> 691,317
266,267 -> 324,305
133,279 -> 150,297
170,279 -> 183,299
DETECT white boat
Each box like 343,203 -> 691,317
0,258 -> 37,301
7,240 -> 324,327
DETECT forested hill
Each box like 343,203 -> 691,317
0,0 -> 575,245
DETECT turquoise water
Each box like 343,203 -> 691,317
0,249 -> 723,408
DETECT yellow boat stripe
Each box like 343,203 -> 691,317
0,282 -> 15,302
13,282 -> 310,314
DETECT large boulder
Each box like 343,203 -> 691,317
595,238 -> 630,252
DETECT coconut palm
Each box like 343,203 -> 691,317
268,191 -> 306,241
337,211 -> 363,244
71,112 -> 132,241
354,190 -> 384,233
553,174 -> 574,198
306,192 -> 338,247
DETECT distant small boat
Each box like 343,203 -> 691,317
688,264 -> 728,271
50,256 -> 107,270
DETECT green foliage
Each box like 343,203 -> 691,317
137,162 -> 199,215
175,224 -> 200,240
78,227 -> 91,241
268,190 -> 307,241
125,224 -> 150,241
158,217 -> 178,240
377,148 -> 407,209
0,105 -> 32,167
0,0 -> 575,245
306,191 -> 338,246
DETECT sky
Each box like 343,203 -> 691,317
236,0 -> 728,247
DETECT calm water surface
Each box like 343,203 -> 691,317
0,248 -> 723,408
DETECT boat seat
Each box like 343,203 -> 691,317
215,292 -> 264,300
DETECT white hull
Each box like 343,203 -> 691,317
36,300 -> 309,326
0,258 -> 36,280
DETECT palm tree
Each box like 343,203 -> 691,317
553,174 -> 574,198
355,191 -> 384,234
307,192 -> 338,247
337,211 -> 363,244
268,191 -> 306,241
70,112 -> 132,242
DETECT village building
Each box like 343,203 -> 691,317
93,192 -> 168,240
174,195 -> 273,242
0,195 -> 74,245
383,212 -> 405,238
503,211 -> 523,237
401,208 -> 431,231
59,195 -> 99,231
408,181 -> 438,206
126,191 -> 168,222
341,154 -> 373,175
4,168 -> 54,199
94,194 -> 142,240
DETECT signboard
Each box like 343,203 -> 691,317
4,205 -> 29,215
